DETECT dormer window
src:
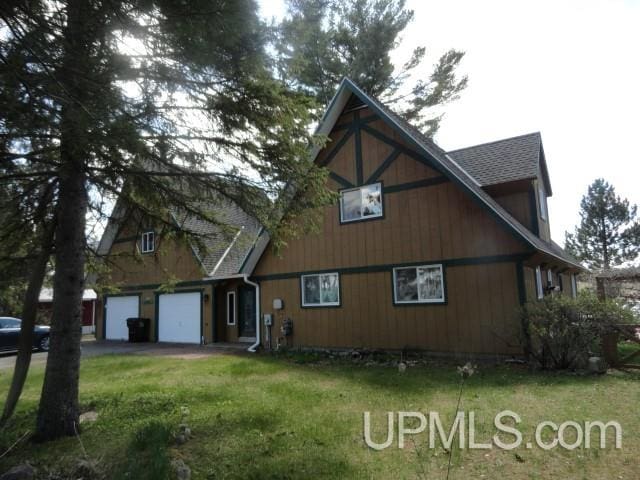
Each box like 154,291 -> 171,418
141,231 -> 155,253
340,183 -> 383,223
538,185 -> 547,221
535,266 -> 544,299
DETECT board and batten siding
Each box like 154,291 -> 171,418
106,226 -> 204,287
259,264 -> 522,355
96,216 -> 215,343
253,105 -> 531,355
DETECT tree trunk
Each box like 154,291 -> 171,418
34,171 -> 87,441
34,0 -> 91,442
0,221 -> 54,428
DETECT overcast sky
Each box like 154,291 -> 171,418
260,0 -> 640,244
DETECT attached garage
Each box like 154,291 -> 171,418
105,295 -> 139,340
157,291 -> 202,344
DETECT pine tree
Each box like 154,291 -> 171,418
274,0 -> 468,136
565,178 -> 640,270
0,0 -> 332,440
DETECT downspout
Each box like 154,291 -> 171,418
91,299 -> 96,335
243,275 -> 261,353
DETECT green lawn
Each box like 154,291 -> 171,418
0,352 -> 638,479
618,341 -> 640,365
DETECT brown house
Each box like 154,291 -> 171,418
95,79 -> 583,357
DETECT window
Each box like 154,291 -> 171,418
226,291 -> 236,325
535,266 -> 544,299
340,183 -> 383,223
558,273 -> 564,292
547,269 -> 553,287
393,264 -> 445,304
0,318 -> 20,329
571,274 -> 578,299
301,273 -> 340,307
538,186 -> 547,221
141,231 -> 155,253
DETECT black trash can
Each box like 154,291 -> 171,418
126,317 -> 150,342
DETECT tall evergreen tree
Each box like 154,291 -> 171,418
274,0 -> 468,136
0,0 -> 332,441
565,178 -> 640,270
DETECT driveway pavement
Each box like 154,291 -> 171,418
0,339 -> 249,370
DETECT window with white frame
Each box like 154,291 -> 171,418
226,291 -> 236,325
539,185 -> 547,221
141,231 -> 155,253
301,273 -> 340,307
340,183 -> 383,223
570,274 -> 578,299
535,266 -> 544,299
393,264 -> 445,304
547,269 -> 553,287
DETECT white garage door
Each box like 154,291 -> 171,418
158,292 -> 201,344
105,296 -> 139,340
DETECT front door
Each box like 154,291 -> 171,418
237,285 -> 256,340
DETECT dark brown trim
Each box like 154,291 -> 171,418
253,253 -> 531,282
319,128 -> 354,167
360,124 -> 445,176
329,171 -> 355,188
333,114 -> 378,132
383,176 -> 448,194
366,149 -> 401,184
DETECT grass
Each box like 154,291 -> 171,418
618,341 -> 640,365
0,352 -> 638,479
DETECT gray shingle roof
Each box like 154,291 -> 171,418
173,198 -> 262,278
447,132 -> 542,187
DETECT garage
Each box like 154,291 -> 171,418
105,295 -> 139,340
157,291 -> 202,344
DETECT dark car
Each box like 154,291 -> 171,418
0,317 -> 50,352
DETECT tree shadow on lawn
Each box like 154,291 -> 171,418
171,403 -> 359,479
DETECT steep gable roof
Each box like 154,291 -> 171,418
308,78 -> 581,270
447,132 -> 552,193
95,193 -> 262,281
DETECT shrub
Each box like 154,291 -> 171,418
520,292 -> 636,370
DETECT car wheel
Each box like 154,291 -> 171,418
38,335 -> 50,352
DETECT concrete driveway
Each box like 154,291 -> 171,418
0,339 -> 249,370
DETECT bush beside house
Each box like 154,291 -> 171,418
520,292 -> 637,370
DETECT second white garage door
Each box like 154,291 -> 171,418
158,291 -> 201,344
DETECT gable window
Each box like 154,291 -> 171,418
535,266 -> 544,299
393,264 -> 445,304
141,231 -> 155,253
301,273 -> 340,307
570,274 -> 578,299
538,186 -> 547,221
340,183 -> 383,223
227,291 -> 236,325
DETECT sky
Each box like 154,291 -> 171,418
259,0 -> 640,244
